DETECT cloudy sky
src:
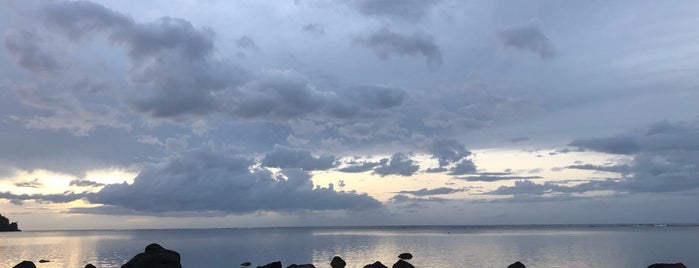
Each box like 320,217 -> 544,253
1,0 -> 699,230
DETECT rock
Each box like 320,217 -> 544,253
330,256 -> 346,268
12,261 -> 36,268
0,214 -> 21,231
392,259 -> 415,268
257,261 -> 282,268
286,265 -> 316,268
507,261 -> 526,268
241,261 -> 252,267
363,261 -> 388,268
38,260 -> 50,263
85,264 -> 97,268
647,264 -> 687,268
120,243 -> 181,268
398,253 -> 413,260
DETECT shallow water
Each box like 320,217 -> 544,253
1,225 -> 698,268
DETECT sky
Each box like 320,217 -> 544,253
1,0 -> 699,230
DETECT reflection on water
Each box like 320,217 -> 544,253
1,225 -> 698,268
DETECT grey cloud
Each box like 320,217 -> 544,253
261,145 -> 337,171
509,136 -> 530,143
486,179 -> 620,196
448,159 -> 477,175
350,0 -> 438,22
397,187 -> 467,196
236,35 -> 258,50
41,0 -> 133,41
302,23 -> 325,36
566,164 -> 631,175
355,28 -> 442,66
88,149 -> 381,214
14,178 -> 42,188
4,30 -> 60,75
429,139 -> 471,167
0,191 -> 88,204
339,160 -> 381,173
389,194 -> 449,204
69,179 -> 105,187
569,135 -> 640,155
373,153 -> 420,177
460,175 -> 543,182
497,23 -> 554,58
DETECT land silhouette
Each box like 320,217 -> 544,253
0,213 -> 20,231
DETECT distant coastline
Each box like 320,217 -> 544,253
0,214 -> 20,232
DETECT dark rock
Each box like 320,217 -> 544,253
392,259 -> 415,268
507,261 -> 526,268
12,261 -> 36,268
286,264 -> 316,268
85,264 -> 97,268
398,253 -> 413,260
241,261 -> 252,267
648,264 -> 687,268
38,260 -> 50,263
363,261 -> 388,268
330,256 -> 346,268
0,214 -> 21,231
120,243 -> 181,268
257,261 -> 282,268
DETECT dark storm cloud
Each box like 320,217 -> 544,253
261,145 -> 337,171
14,178 -> 42,188
355,28 -> 442,66
350,0 -> 438,22
302,23 -> 325,36
497,23 -> 555,58
373,153 -> 420,177
3,30 -> 60,75
429,139 -> 472,167
88,149 -> 381,213
397,187 -> 466,196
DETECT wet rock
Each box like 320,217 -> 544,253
120,243 -> 181,268
398,253 -> 413,260
85,264 -> 97,268
330,256 -> 346,268
257,261 -> 282,268
241,261 -> 252,267
12,261 -> 36,268
286,264 -> 315,268
38,260 -> 50,263
363,261 -> 388,268
647,264 -> 687,268
507,261 -> 526,268
392,259 -> 415,268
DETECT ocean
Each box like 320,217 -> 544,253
1,225 -> 697,268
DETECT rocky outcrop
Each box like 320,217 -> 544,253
363,261 -> 388,268
507,261 -> 526,268
647,264 -> 687,268
397,253 -> 413,260
120,243 -> 181,268
257,261 -> 282,268
391,259 -> 415,268
85,264 -> 97,268
0,214 -> 20,231
330,256 -> 346,268
12,261 -> 36,268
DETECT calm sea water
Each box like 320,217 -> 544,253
1,225 -> 698,268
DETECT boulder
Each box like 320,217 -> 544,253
85,264 -> 97,268
392,259 -> 415,268
120,243 -> 181,268
12,261 -> 36,268
241,261 -> 252,267
363,261 -> 388,268
647,264 -> 687,268
257,261 -> 282,268
286,265 -> 316,268
330,256 -> 346,268
398,253 -> 413,260
507,261 -> 526,268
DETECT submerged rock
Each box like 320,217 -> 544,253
12,261 -> 36,268
363,261 -> 388,268
392,259 -> 415,268
120,243 -> 181,268
257,261 -> 282,268
330,256 -> 346,268
286,264 -> 315,268
507,261 -> 526,268
38,260 -> 50,263
398,253 -> 413,260
241,261 -> 252,267
647,264 -> 687,268
85,264 -> 97,268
